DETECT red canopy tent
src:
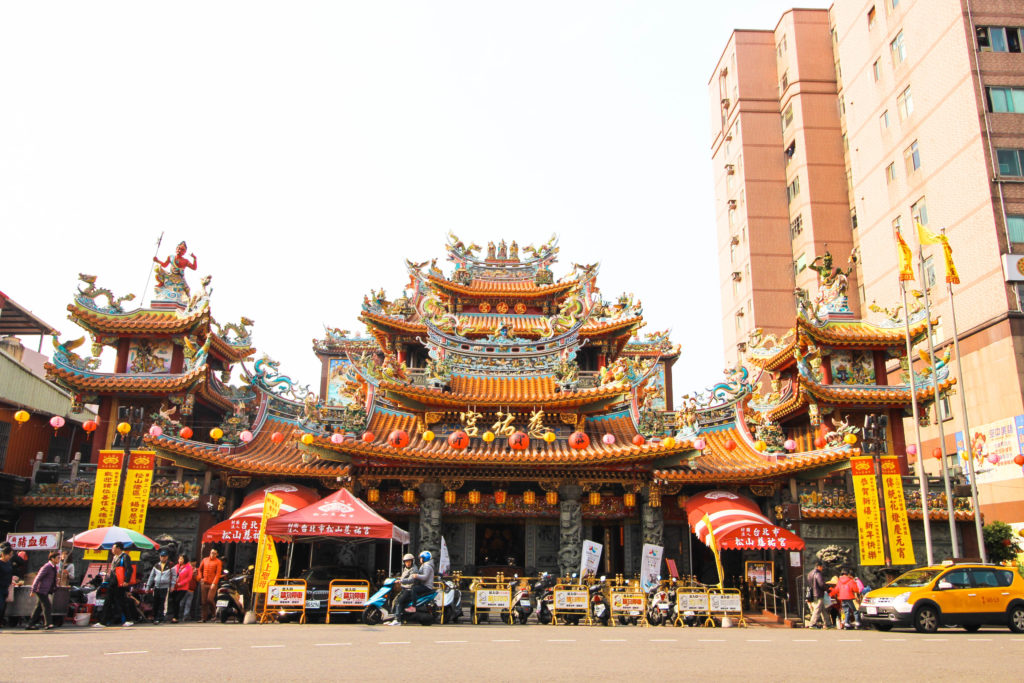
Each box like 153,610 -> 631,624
266,487 -> 410,544
202,483 -> 320,543
685,490 -> 804,551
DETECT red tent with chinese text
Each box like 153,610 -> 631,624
685,489 -> 804,551
266,487 -> 410,544
202,483 -> 320,543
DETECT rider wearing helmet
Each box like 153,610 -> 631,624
387,550 -> 435,626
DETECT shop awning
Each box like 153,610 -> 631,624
266,487 -> 410,544
202,483 -> 320,543
685,489 -> 804,551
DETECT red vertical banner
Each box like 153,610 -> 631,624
849,456 -> 885,565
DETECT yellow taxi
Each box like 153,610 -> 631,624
859,562 -> 1024,633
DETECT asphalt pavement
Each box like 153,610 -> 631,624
2,621 -> 1022,682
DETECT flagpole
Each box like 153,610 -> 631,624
900,280 -> 934,565
941,227 -> 987,562
918,245 -> 960,558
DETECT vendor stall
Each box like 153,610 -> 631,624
203,484 -> 320,544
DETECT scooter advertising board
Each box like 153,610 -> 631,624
708,592 -> 742,613
329,585 -> 369,607
676,590 -> 709,612
267,584 -> 306,607
553,589 -> 588,610
640,543 -> 664,592
475,589 -> 510,609
611,592 -> 645,614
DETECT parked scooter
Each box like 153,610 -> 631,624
646,582 -> 674,626
435,577 -> 463,624
215,567 -> 252,623
362,577 -> 437,626
509,576 -> 533,624
533,573 -> 557,625
590,577 -> 610,626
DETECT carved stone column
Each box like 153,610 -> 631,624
557,484 -> 582,577
418,481 -> 443,561
642,487 -> 664,547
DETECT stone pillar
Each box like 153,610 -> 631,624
557,484 -> 582,577
418,481 -> 443,562
641,488 -> 664,547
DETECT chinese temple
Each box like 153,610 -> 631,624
22,236 -> 977,584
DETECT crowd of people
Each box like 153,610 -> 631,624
0,542 -> 228,629
805,561 -> 870,629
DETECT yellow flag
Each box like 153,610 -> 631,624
702,513 -> 725,589
917,222 -> 960,284
895,229 -> 914,281
916,221 -> 942,245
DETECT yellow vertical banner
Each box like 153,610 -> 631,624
83,450 -> 124,560
252,493 -> 283,594
850,456 -> 885,565
119,450 -> 156,560
880,456 -> 916,565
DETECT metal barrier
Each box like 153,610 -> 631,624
707,587 -> 745,627
608,585 -> 648,626
470,576 -> 513,625
261,578 -> 308,624
674,587 -> 710,627
759,584 -> 788,624
326,579 -> 371,624
551,583 -> 591,626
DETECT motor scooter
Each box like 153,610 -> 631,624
434,577 -> 463,624
646,582 -> 674,626
508,576 -> 533,624
533,573 -> 557,625
590,577 -> 610,626
215,568 -> 252,623
362,577 -> 437,626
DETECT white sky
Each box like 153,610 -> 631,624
0,1 -> 828,395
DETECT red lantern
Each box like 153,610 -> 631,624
568,431 -> 590,450
361,431 -> 375,443
270,431 -> 284,444
813,436 -> 826,449
448,430 -> 470,450
509,431 -> 529,450
179,426 -> 194,440
724,439 -> 737,451
1014,455 -> 1024,467
632,434 -> 646,446
932,447 -> 943,460
494,490 -> 507,505
83,419 -> 98,433
388,430 -> 410,448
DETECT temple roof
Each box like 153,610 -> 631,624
67,301 -> 211,337
377,375 -> 630,410
426,274 -> 577,299
360,309 -> 643,342
45,361 -> 207,395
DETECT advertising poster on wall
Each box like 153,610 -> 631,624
955,415 -> 1024,485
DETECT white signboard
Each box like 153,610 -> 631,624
267,584 -> 306,607
439,536 -> 451,575
640,543 -> 664,592
709,593 -> 742,613
474,589 -> 510,609
328,585 -> 369,607
4,532 -> 60,551
676,591 -> 709,612
579,540 -> 603,579
611,593 -> 645,613
553,589 -> 589,610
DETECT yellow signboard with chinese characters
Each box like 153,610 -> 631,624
118,450 -> 156,560
849,456 -> 885,565
253,493 -> 283,594
880,456 -> 916,565
83,451 -> 124,560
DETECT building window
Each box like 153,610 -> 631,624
924,255 -> 937,287
897,86 -> 914,120
911,197 -> 929,226
782,104 -> 794,131
938,396 -> 953,421
885,162 -> 897,184
787,176 -> 801,203
904,140 -> 921,174
880,109 -> 891,131
1007,215 -> 1024,243
794,252 -> 808,275
997,148 -> 1024,176
785,140 -> 797,163
732,278 -> 740,298
873,59 -> 882,82
890,31 -> 907,67
739,189 -> 745,207
987,87 -> 1024,113
851,207 -> 858,229
790,214 -> 803,239
867,6 -> 877,30
841,134 -> 849,154
777,35 -> 788,57
780,70 -> 789,93
728,207 -> 736,228
838,95 -> 846,117
978,26 -> 1022,53
735,313 -> 743,333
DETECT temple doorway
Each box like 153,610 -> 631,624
475,521 -> 525,572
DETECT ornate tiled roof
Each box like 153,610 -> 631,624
15,495 -> 197,509
67,301 -> 210,336
427,275 -> 577,298
800,507 -> 974,521
762,374 -> 958,422
208,333 -> 255,363
146,416 -> 350,477
44,362 -> 207,395
377,375 -> 629,409
360,309 -> 643,340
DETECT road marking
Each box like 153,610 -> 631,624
105,651 -> 148,656
967,638 -> 991,642
650,639 -> 677,642
746,639 -> 771,642
378,641 -> 410,645
882,638 -> 905,642
838,639 -> 862,642
792,639 -> 817,642
698,639 -> 725,642
492,639 -> 520,642
547,639 -> 576,642
314,643 -> 351,647
921,638 -> 947,642
251,645 -> 285,649
601,639 -> 627,642
435,640 -> 467,643
182,647 -> 222,651
23,655 -> 69,660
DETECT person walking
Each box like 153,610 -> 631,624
805,561 -> 831,629
835,568 -> 858,630
146,550 -> 176,624
0,545 -> 15,630
25,551 -> 59,630
95,542 -> 134,628
197,548 -> 223,622
169,554 -> 192,623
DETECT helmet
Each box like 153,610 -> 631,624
419,551 -> 432,562
402,553 -> 415,562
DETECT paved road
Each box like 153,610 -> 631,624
3,621 -> 1022,682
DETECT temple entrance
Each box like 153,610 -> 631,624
475,521 -> 525,574
688,534 -> 744,587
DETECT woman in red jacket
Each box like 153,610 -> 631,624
169,554 -> 193,623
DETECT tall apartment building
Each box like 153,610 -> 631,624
710,8 -> 857,370
712,0 -> 1024,524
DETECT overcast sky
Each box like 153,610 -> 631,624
0,1 -> 828,395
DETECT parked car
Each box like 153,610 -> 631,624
859,562 -> 1024,633
293,565 -> 375,623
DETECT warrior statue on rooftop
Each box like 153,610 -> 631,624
153,241 -> 198,303
807,248 -> 856,319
